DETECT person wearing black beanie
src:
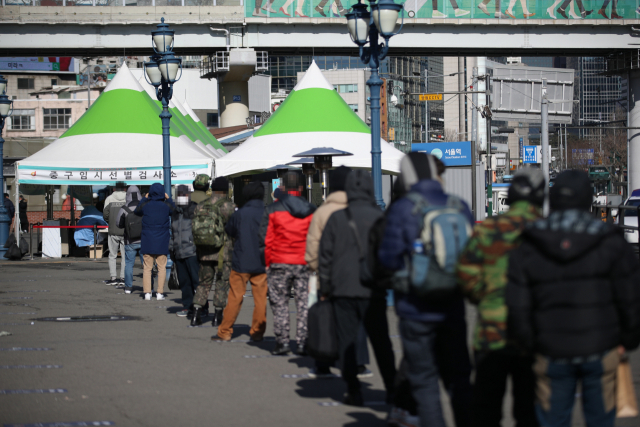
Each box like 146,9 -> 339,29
211,176 -> 229,193
243,181 -> 265,202
212,181 -> 268,343
507,169 -> 640,425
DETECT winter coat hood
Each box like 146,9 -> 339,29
107,191 -> 126,204
148,183 -> 165,201
280,195 -> 316,219
346,170 -> 376,204
523,209 -> 620,262
126,186 -> 142,206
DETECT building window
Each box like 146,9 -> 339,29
43,108 -> 71,130
17,78 -> 35,90
207,113 -> 218,127
334,84 -> 358,93
51,79 -> 58,86
8,109 -> 35,130
348,104 -> 359,113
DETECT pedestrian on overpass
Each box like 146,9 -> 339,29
212,181 -> 267,342
507,170 -> 640,426
103,181 -> 127,286
457,168 -> 544,427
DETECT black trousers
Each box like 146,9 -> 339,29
333,297 -> 396,397
473,346 -> 538,427
175,255 -> 199,309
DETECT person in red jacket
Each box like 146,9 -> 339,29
259,172 -> 316,355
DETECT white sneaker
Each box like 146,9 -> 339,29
144,293 -> 152,301
156,293 -> 165,301
455,9 -> 470,16
432,10 -> 446,18
478,3 -> 490,15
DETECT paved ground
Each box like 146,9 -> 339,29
0,257 -> 638,427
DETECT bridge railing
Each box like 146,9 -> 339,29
3,0 -> 244,6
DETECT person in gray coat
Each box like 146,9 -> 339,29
170,185 -> 200,318
103,181 -> 127,285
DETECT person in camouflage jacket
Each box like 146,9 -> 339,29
456,168 -> 544,427
191,176 -> 236,327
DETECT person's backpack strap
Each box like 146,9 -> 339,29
445,195 -> 464,210
123,205 -> 132,214
406,192 -> 430,217
345,208 -> 364,258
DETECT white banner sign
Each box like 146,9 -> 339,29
17,164 -> 211,185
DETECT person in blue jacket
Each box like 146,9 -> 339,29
378,152 -> 473,427
74,206 -> 108,248
134,182 -> 175,301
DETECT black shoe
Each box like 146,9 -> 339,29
190,307 -> 203,326
557,7 -> 568,18
314,5 -> 327,17
271,343 -> 291,356
211,309 -> 223,327
343,391 -> 364,407
582,9 -> 593,17
211,335 -> 230,342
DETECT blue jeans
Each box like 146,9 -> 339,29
534,349 -> 618,427
124,242 -> 143,289
175,256 -> 199,309
399,305 -> 472,427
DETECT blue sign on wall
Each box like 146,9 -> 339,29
523,146 -> 537,164
519,137 -> 523,160
411,142 -> 472,166
233,95 -> 242,102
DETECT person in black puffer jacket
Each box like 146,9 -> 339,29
506,170 -> 640,427
170,185 -> 199,318
319,170 -> 397,407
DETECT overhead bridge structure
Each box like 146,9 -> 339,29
0,5 -> 639,57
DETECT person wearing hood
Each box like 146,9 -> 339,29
305,166 -> 373,379
116,185 -> 144,295
74,206 -> 108,248
170,185 -> 199,318
378,152 -> 473,427
103,181 -> 128,286
259,171 -> 316,356
506,170 -> 640,426
456,168 -> 544,427
211,181 -> 267,342
318,170 -> 397,406
134,182 -> 175,301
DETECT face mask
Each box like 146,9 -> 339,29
176,196 -> 190,206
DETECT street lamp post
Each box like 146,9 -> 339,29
346,0 -> 403,209
0,75 -> 13,255
287,157 -> 317,203
144,18 -> 182,195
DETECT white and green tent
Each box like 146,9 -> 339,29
214,60 -> 404,177
136,74 -> 226,157
17,64 -> 217,186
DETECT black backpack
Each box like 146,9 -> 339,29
123,205 -> 143,241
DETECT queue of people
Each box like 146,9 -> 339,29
96,153 -> 640,427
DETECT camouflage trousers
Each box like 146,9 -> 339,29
267,263 -> 310,346
193,260 -> 231,309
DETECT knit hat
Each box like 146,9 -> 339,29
330,166 -> 352,193
507,168 -> 545,207
193,174 -> 211,192
550,170 -> 593,211
115,181 -> 127,190
211,176 -> 229,192
243,181 -> 265,201
398,152 -> 438,192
